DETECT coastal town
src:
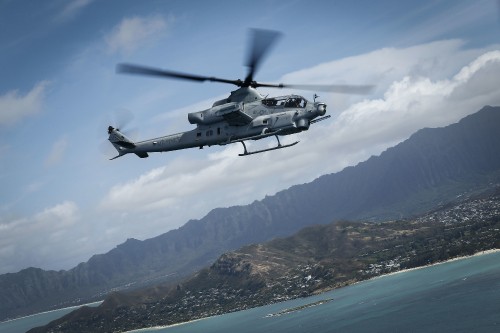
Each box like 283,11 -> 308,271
416,193 -> 500,225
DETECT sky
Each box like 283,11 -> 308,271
1,0 -> 500,275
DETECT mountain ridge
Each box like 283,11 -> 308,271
2,105 -> 500,321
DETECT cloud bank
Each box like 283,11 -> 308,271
0,201 -> 80,273
105,15 -> 172,54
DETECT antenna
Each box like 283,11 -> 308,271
314,94 -> 319,102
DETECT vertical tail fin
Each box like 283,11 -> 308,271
107,126 -> 135,160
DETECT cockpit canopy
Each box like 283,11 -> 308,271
262,95 -> 307,108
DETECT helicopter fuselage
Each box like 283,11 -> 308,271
108,87 -> 327,159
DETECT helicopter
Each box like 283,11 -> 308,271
108,29 -> 373,159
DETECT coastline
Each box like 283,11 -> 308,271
372,248 -> 500,280
124,248 -> 500,333
125,317 -> 209,332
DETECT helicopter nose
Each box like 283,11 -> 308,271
316,103 -> 327,116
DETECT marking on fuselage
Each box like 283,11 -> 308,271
157,134 -> 181,146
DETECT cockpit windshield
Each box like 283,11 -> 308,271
262,96 -> 286,107
285,97 -> 306,108
262,96 -> 307,108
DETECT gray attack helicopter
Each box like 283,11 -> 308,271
108,29 -> 373,159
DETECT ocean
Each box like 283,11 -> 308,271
2,251 -> 499,333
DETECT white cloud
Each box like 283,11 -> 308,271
54,0 -> 94,23
105,15 -> 171,54
0,201 -> 80,273
334,49 -> 500,145
34,201 -> 79,228
44,136 -> 69,167
0,81 -> 50,126
281,39 -> 495,93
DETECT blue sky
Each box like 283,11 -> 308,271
1,0 -> 499,274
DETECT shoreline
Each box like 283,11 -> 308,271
124,248 -> 500,332
372,248 -> 500,280
125,317 -> 210,332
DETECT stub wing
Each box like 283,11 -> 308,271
222,109 -> 253,126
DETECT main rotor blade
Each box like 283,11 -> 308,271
254,82 -> 375,94
244,29 -> 282,85
117,63 -> 242,86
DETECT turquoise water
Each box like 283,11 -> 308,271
2,252 -> 499,333
135,252 -> 500,333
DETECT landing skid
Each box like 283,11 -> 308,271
239,135 -> 299,156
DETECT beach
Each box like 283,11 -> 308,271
375,248 -> 500,279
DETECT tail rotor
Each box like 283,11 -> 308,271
99,109 -> 138,160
